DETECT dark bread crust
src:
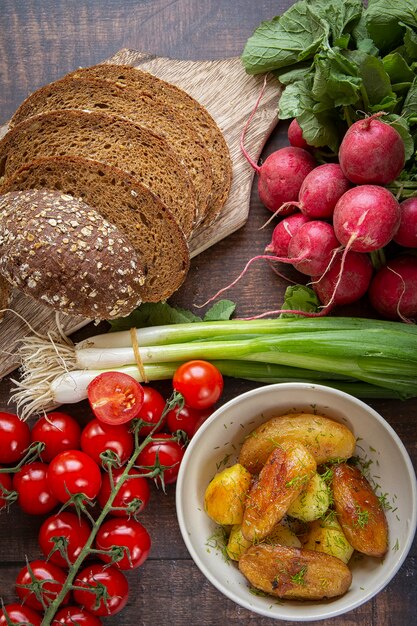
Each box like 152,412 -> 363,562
10,76 -> 213,229
0,156 -> 190,304
0,109 -> 197,237
0,189 -> 145,319
0,275 -> 12,322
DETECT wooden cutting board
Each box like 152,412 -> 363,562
0,48 -> 281,378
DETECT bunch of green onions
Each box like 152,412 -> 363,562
11,316 -> 417,419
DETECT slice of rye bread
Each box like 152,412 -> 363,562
9,77 -> 213,227
0,189 -> 146,320
0,109 -> 197,238
0,156 -> 190,303
66,63 -> 232,226
0,275 -> 12,322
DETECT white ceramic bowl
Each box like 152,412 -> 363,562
176,383 -> 417,622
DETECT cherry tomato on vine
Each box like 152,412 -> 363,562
31,412 -> 81,462
0,603 -> 42,626
95,517 -> 151,570
15,559 -> 70,611
172,360 -> 223,410
0,470 -> 13,509
73,564 -> 129,616
136,386 -> 167,436
97,467 -> 150,517
81,418 -> 134,466
0,412 -> 31,464
166,405 -> 212,438
53,606 -> 102,626
136,433 -> 184,485
39,511 -> 91,567
47,450 -> 102,504
87,371 -> 144,425
13,462 -> 59,515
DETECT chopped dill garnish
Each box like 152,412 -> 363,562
291,566 -> 307,586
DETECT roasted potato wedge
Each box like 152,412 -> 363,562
226,524 -> 253,561
332,463 -> 388,557
287,472 -> 330,522
265,522 -> 302,548
239,412 -> 356,474
204,463 -> 252,525
242,441 -> 316,542
302,517 -> 354,564
239,544 -> 352,599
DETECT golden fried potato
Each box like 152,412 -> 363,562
242,441 -> 316,543
302,516 -> 354,564
332,463 -> 388,557
239,544 -> 352,599
287,472 -> 330,522
226,524 -> 253,561
204,463 -> 252,525
265,522 -> 302,548
239,412 -> 356,474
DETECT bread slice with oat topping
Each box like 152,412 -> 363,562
0,189 -> 146,320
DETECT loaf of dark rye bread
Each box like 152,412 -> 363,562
0,275 -> 12,322
9,77 -> 213,226
0,189 -> 146,319
0,109 -> 197,238
0,156 -> 190,303
66,63 -> 233,225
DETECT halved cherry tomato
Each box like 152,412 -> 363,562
136,433 -> 184,485
95,517 -> 151,569
172,360 -> 223,410
39,511 -> 91,567
53,606 -> 102,625
13,462 -> 59,515
0,470 -> 13,509
47,450 -> 102,504
0,603 -> 42,626
81,419 -> 134,466
31,412 -> 81,462
166,405 -> 212,439
0,412 -> 31,464
136,386 -> 167,436
15,559 -> 70,611
87,372 -> 144,425
97,467 -> 150,517
73,564 -> 129,616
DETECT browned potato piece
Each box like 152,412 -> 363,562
302,517 -> 354,564
242,441 -> 316,543
204,463 -> 252,525
332,463 -> 388,557
239,412 -> 356,474
239,544 -> 352,599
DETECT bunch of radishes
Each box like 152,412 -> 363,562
247,114 -> 417,321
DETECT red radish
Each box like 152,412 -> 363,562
312,251 -> 373,309
287,221 -> 340,275
339,115 -> 405,185
393,197 -> 417,248
333,185 -> 401,253
288,118 -> 310,150
266,213 -> 310,257
369,255 -> 417,321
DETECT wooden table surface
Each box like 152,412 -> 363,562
0,1 -> 416,625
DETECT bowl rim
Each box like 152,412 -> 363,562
175,382 -> 417,621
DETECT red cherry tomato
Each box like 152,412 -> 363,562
0,412 -> 31,464
31,412 -> 81,462
81,419 -> 134,466
97,467 -> 150,517
87,371 -> 144,425
136,386 -> 167,436
0,603 -> 42,626
172,360 -> 223,409
52,606 -> 102,625
13,462 -> 59,515
95,517 -> 151,570
136,433 -> 184,485
15,559 -> 70,611
0,470 -> 13,509
73,564 -> 129,616
39,511 -> 91,567
47,450 -> 102,504
166,405 -> 212,438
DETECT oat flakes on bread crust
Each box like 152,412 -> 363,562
0,189 -> 146,320
0,109 -> 197,237
0,156 -> 190,303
